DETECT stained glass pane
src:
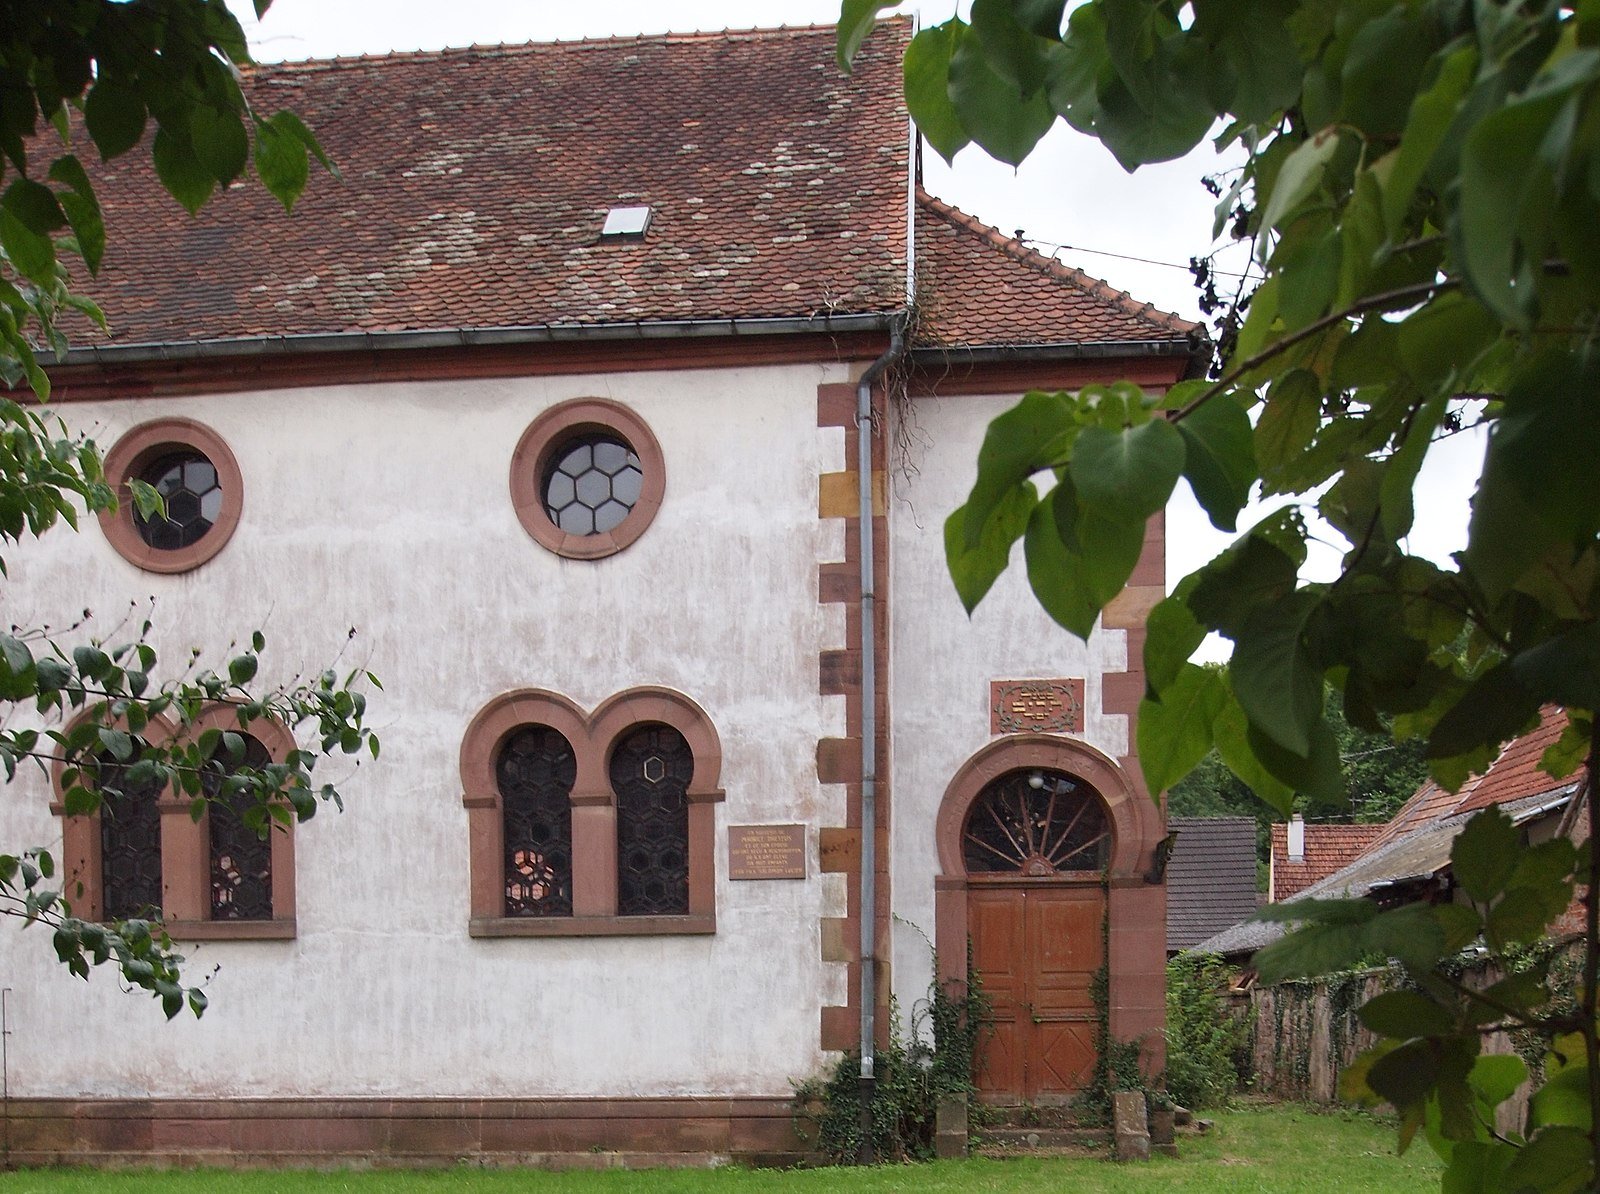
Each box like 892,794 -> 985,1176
136,450 -> 222,550
206,734 -> 275,920
963,769 -> 1110,876
497,726 -> 575,917
93,745 -> 163,920
542,433 -> 642,536
611,724 -> 692,916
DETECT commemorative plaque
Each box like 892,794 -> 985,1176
728,823 -> 807,880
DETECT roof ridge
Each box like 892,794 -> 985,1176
914,187 -> 1197,336
246,19 -> 899,72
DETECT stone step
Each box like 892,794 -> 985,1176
977,1127 -> 1111,1150
975,1142 -> 1109,1160
980,1105 -> 1092,1129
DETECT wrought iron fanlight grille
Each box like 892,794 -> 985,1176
963,768 -> 1110,876
497,725 -> 576,917
611,724 -> 692,916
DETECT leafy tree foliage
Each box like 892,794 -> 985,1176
844,0 -> 1598,1185
0,0 -> 365,1019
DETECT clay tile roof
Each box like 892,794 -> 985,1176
911,189 -> 1199,350
73,22 -> 913,346
1166,817 -> 1260,952
1372,705 -> 1574,848
1269,823 -> 1386,902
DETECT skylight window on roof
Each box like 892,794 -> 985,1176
600,205 -> 653,239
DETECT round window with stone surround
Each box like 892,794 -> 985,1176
99,419 -> 243,574
510,399 -> 664,559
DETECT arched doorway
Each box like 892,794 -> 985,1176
933,735 -> 1150,1107
966,767 -> 1108,1102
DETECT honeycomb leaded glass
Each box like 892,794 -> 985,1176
543,433 -> 643,536
135,451 -> 223,550
611,724 -> 692,916
497,726 -> 576,917
963,769 -> 1110,876
205,733 -> 274,920
92,745 -> 164,920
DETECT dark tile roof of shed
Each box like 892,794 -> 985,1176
59,22 -> 1198,359
74,23 -> 914,346
1269,823 -> 1386,902
1166,816 -> 1260,952
913,191 -> 1198,349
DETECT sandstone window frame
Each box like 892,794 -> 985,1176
98,418 -> 244,574
51,703 -> 298,940
508,399 -> 665,560
461,686 -> 722,938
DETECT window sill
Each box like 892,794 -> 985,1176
469,914 -> 715,938
163,919 -> 297,941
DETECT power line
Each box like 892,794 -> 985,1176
1023,237 -> 1254,280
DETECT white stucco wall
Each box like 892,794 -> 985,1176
886,391 -> 1131,1018
0,359 -> 853,1099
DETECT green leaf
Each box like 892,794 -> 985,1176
1212,695 -> 1295,815
255,113 -> 311,212
2,178 -> 66,236
1023,484 -> 1098,639
970,0 -> 1060,95
1451,808 -> 1519,904
96,727 -> 133,762
1070,418 -> 1184,524
0,205 -> 56,282
228,653 -> 258,686
1486,886 -> 1556,950
1187,533 -> 1299,638
1506,1126 -> 1591,1192
948,24 -> 1057,166
904,22 -> 972,163
1427,663 -> 1539,763
1511,620 -> 1600,710
1143,592 -> 1205,694
83,81 -> 148,160
1468,1054 -> 1528,1109
1465,351 -> 1600,602
945,483 -> 1037,613
152,126 -> 214,215
46,156 -> 105,275
961,391 -> 1076,551
1137,664 -> 1225,795
1230,591 -> 1323,756
1358,990 -> 1454,1039
1247,714 -> 1344,807
838,0 -> 899,70
191,106 -> 249,187
1253,898 -> 1378,983
1531,1064 -> 1593,1131
1176,396 -> 1255,532
1260,129 -> 1341,232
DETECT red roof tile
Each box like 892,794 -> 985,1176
1269,823 -> 1385,902
912,190 -> 1198,348
73,23 -> 913,345
1372,706 -> 1575,848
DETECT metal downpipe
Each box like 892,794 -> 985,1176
855,319 -> 904,1163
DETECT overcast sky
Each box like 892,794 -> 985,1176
228,1 -> 1483,637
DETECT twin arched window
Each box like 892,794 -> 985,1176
51,709 -> 297,937
462,689 -> 722,936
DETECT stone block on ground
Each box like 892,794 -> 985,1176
1112,1091 -> 1150,1162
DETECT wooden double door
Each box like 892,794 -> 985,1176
969,882 -> 1104,1103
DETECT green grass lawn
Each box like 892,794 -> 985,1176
0,1104 -> 1439,1193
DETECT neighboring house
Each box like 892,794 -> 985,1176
1165,816 -> 1260,955
0,22 -> 1198,1165
1190,707 -> 1583,964
1268,816 -> 1385,902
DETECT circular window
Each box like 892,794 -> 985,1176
99,419 -> 242,573
510,399 -> 664,559
543,433 -> 643,535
